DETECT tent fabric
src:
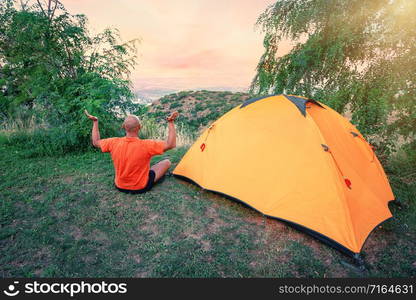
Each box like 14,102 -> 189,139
173,94 -> 394,255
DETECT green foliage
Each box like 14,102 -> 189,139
160,97 -> 170,104
251,0 -> 416,151
194,103 -> 204,111
4,125 -> 84,157
169,101 -> 181,109
0,0 -> 142,156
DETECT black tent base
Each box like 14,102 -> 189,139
173,174 -> 393,268
341,258 -> 366,273
352,254 -> 366,271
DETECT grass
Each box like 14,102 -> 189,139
0,143 -> 415,278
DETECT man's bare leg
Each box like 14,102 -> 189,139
151,159 -> 172,182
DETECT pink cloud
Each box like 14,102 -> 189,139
157,49 -> 221,69
63,0 -> 276,90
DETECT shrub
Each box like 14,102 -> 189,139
160,97 -> 170,104
170,102 -> 181,109
5,126 -> 88,157
195,103 -> 204,111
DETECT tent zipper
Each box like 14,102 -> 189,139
321,144 -> 352,189
200,124 -> 215,152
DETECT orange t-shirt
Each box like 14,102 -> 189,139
100,137 -> 165,190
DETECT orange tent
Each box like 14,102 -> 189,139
174,94 -> 394,258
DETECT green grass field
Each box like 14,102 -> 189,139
0,144 -> 415,278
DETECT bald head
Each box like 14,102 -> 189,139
122,115 -> 141,134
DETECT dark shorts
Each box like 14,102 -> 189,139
116,170 -> 156,194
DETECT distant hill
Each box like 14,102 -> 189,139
147,90 -> 251,129
134,88 -> 178,104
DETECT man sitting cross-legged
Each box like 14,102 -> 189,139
85,110 -> 179,194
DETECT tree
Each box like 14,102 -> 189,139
251,0 -> 415,152
0,0 -> 142,155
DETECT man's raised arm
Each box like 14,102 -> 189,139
164,111 -> 179,151
85,110 -> 101,148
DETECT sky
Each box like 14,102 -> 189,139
64,0 -> 288,97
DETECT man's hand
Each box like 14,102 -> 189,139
164,112 -> 178,151
166,111 -> 179,122
85,110 -> 101,148
85,110 -> 98,122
